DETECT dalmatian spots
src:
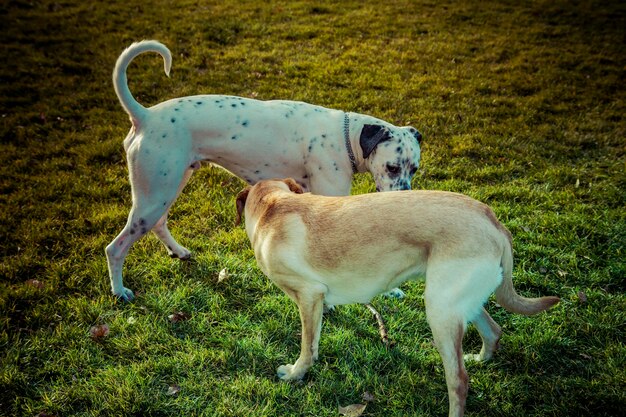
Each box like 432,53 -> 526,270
129,218 -> 149,236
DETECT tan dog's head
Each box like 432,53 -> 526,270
235,178 -> 304,226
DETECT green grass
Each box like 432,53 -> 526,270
1,0 -> 624,415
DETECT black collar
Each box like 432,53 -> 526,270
344,112 -> 358,174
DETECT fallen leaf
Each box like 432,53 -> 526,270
362,391 -> 375,402
338,403 -> 366,417
89,324 -> 110,340
577,291 -> 587,303
168,311 -> 191,323
36,412 -> 55,417
167,384 -> 181,396
127,316 -> 137,325
25,279 -> 44,289
579,353 -> 592,360
217,268 -> 229,283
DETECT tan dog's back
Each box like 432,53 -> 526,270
246,189 -> 506,305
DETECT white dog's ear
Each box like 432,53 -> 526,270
360,124 -> 391,159
283,178 -> 304,194
406,126 -> 423,145
235,187 -> 251,226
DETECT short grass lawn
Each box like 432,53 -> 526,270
1,0 -> 624,416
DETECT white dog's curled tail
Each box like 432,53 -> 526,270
113,40 -> 172,124
495,234 -> 560,316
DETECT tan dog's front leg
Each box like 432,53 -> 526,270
277,290 -> 325,381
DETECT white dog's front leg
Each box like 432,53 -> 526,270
277,290 -> 325,381
307,172 -> 352,197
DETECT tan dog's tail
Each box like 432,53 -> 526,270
495,235 -> 559,315
113,40 -> 172,125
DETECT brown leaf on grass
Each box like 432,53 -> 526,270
338,403 -> 366,416
217,268 -> 230,283
167,384 -> 181,396
36,412 -> 55,417
89,324 -> 109,340
168,311 -> 191,323
577,291 -> 587,303
362,391 -> 375,402
26,279 -> 44,289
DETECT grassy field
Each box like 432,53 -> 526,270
1,0 -> 624,415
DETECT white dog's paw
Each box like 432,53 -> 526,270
277,364 -> 304,381
323,304 -> 336,314
113,287 -> 135,302
383,288 -> 405,299
169,247 -> 192,260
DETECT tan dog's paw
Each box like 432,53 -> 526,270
464,352 -> 494,363
277,364 -> 304,381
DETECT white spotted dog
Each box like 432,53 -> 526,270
235,178 -> 560,417
106,40 -> 422,301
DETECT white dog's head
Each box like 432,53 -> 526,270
360,124 -> 422,192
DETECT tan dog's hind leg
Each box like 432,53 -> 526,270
424,259 -> 501,417
465,308 -> 502,362
277,286 -> 325,381
427,312 -> 468,417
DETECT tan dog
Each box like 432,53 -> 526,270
235,178 -> 559,417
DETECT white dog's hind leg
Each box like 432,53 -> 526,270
106,150 -> 191,301
106,225 -> 141,301
152,163 -> 198,260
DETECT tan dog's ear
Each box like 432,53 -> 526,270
284,178 -> 304,194
235,187 -> 250,226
